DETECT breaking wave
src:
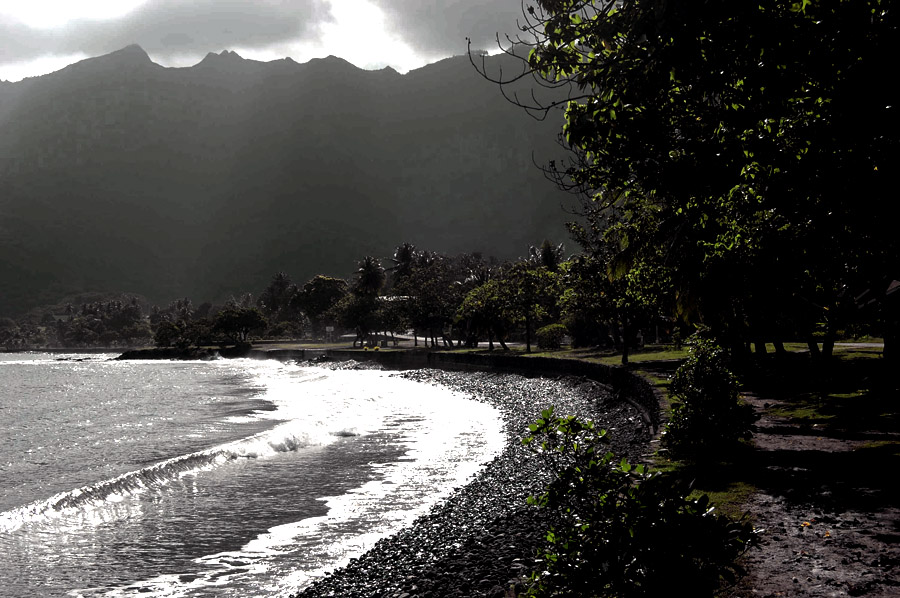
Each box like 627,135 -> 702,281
0,418 -> 354,534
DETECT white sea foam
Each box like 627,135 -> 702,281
0,363 -> 362,534
68,368 -> 505,598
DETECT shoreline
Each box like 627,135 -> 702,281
291,366 -> 653,598
115,346 -> 661,434
112,347 -> 659,596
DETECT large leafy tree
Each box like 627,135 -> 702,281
394,252 -> 464,347
257,272 -> 299,323
331,292 -> 381,348
213,307 -> 267,346
293,275 -> 349,338
501,262 -> 560,353
477,0 -> 898,354
457,279 -> 513,350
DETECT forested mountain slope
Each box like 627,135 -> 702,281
0,46 -> 567,314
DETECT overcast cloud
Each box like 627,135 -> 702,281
370,0 -> 526,57
0,0 -> 330,64
0,0 -> 528,80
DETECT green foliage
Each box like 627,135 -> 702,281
502,262 -> 560,352
536,323 -> 567,350
557,258 -> 613,347
212,307 -> 267,346
257,272 -> 300,323
487,0 -> 898,353
524,408 -> 757,597
294,275 -> 348,338
661,339 -> 757,457
528,240 -> 566,272
153,320 -> 181,348
352,256 -> 386,297
456,279 -> 512,350
394,252 -> 462,343
329,293 -> 381,347
40,297 -> 153,348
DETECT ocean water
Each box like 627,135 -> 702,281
0,353 -> 505,597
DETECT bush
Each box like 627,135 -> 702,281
661,338 -> 757,457
536,323 -> 567,350
524,408 -> 757,597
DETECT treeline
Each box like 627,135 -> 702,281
0,297 -> 152,349
2,232 -> 894,359
0,239 -> 639,354
336,241 -> 671,357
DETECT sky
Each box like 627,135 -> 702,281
0,0 -> 528,82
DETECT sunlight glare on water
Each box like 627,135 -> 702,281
0,356 -> 504,598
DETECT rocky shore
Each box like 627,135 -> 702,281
291,366 -> 653,598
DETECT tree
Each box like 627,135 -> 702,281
476,0 -> 898,355
257,272 -> 299,327
394,252 -> 464,347
457,279 -> 513,351
353,256 -> 386,298
213,307 -> 267,346
501,262 -> 559,353
335,257 -> 388,347
558,256 -> 615,348
330,293 -> 381,348
294,275 -> 349,338
528,240 -> 565,272
154,320 -> 182,348
387,242 -> 418,290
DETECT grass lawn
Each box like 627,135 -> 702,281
570,341 -> 896,519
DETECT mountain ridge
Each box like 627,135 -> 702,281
0,46 -> 571,315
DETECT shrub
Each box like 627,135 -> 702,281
536,323 -> 567,350
661,338 -> 757,457
524,408 -> 757,597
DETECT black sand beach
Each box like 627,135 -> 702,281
291,366 -> 653,598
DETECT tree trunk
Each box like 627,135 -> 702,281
822,334 -> 835,360
774,341 -> 786,355
525,313 -> 532,353
495,328 -> 509,351
807,339 -> 820,356
754,341 -> 767,354
621,319 -> 629,365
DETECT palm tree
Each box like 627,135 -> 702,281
387,243 -> 417,289
353,256 -> 385,298
529,240 -> 566,272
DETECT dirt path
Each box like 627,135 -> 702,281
728,392 -> 900,597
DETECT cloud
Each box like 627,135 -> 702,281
369,0 -> 528,58
0,0 -> 532,81
0,0 -> 332,65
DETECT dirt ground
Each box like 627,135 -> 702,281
727,391 -> 900,598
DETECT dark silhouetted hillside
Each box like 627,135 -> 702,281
0,46 -> 570,314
